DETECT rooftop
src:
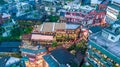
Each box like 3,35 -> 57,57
43,48 -> 78,67
31,34 -> 53,41
104,20 -> 120,36
34,22 -> 80,33
43,54 -> 59,67
89,26 -> 102,33
0,41 -> 21,52
66,23 -> 80,30
0,41 -> 21,47
51,47 -> 77,64
0,57 -> 20,67
20,47 -> 47,54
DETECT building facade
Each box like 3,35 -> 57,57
106,0 -> 120,24
86,20 -> 120,67
32,22 -> 81,43
21,45 -> 48,67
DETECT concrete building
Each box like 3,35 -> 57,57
32,22 -> 81,43
16,2 -> 33,17
0,41 -> 21,53
0,57 -> 22,67
86,20 -> 120,67
21,45 -> 48,67
60,5 -> 95,24
106,0 -> 120,24
91,0 -> 102,6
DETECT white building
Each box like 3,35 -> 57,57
16,2 -> 32,17
106,0 -> 120,24
91,0 -> 102,6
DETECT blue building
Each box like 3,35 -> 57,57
0,41 -> 21,52
82,0 -> 91,5
0,57 -> 24,67
87,20 -> 120,67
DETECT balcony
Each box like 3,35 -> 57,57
88,32 -> 120,64
86,57 -> 98,67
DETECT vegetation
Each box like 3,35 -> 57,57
0,52 -> 21,58
18,22 -> 34,27
117,13 -> 120,19
0,26 -> 33,42
76,40 -> 87,54
67,44 -> 76,51
67,40 -> 87,54
0,27 -> 5,35
81,64 -> 93,67
52,41 -> 58,47
76,40 -> 86,49
48,15 -> 59,22
11,27 -> 33,36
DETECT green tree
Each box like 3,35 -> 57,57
117,13 -> 120,19
48,15 -> 59,22
24,27 -> 33,34
11,28 -> 23,37
0,27 -> 5,35
52,41 -> 58,47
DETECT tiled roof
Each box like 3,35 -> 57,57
51,48 -> 75,64
0,41 -> 21,47
43,54 -> 59,67
0,41 -> 21,52
43,48 -> 79,67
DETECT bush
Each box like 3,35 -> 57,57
52,41 -> 58,47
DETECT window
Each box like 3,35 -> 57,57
66,12 -> 70,15
111,36 -> 115,40
76,13 -> 80,16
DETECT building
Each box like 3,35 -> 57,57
42,0 -> 61,15
31,34 -> 54,45
81,0 -> 91,5
91,0 -> 102,6
20,44 -> 48,67
106,0 -> 120,24
0,57 -> 22,67
32,22 -> 81,42
43,47 -> 79,67
0,41 -> 21,53
16,2 -> 33,17
60,5 -> 95,23
86,20 -> 120,67
0,13 -> 11,25
1,19 -> 18,37
16,10 -> 46,26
